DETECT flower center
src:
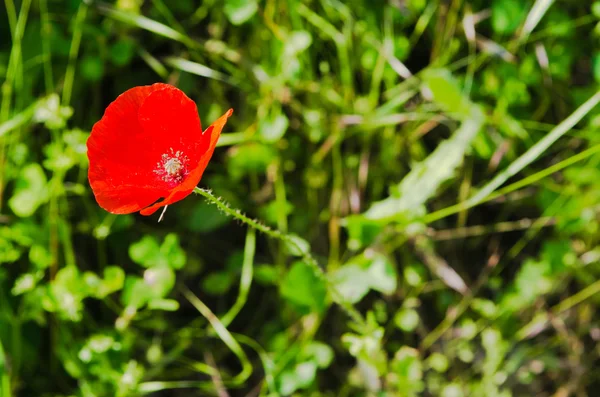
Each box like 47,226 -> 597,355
154,149 -> 189,185
164,158 -> 183,176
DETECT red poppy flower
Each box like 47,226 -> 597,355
87,83 -> 232,216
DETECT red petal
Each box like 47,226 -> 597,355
87,84 -> 170,214
87,83 -> 206,214
139,108 -> 233,216
138,84 -> 206,168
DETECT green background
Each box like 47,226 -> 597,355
2,0 -> 600,395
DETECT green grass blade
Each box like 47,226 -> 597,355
424,91 -> 600,223
150,0 -> 186,34
164,57 -> 237,86
233,333 -> 277,394
216,132 -> 247,147
181,287 -> 253,386
517,278 -> 600,341
62,1 -> 87,106
39,0 -> 54,94
138,48 -> 169,79
98,3 -> 197,48
138,380 -> 212,394
520,0 -> 555,41
1,0 -> 32,122
220,228 -> 256,327
467,91 -> 600,206
297,3 -> 343,43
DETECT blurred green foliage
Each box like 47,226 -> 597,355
2,0 -> 600,396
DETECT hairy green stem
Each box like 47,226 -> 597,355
193,187 -> 367,330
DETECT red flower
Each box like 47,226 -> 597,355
87,83 -> 232,216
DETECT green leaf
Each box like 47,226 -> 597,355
284,234 -> 311,257
279,362 -> 318,395
29,245 -> 52,269
129,236 -> 161,267
394,308 -> 420,332
147,298 -> 180,311
441,384 -> 464,397
343,216 -> 383,250
43,266 -> 86,321
0,238 -> 22,264
389,347 -> 424,394
285,31 -> 312,55
280,261 -> 327,313
99,266 -> 125,297
43,142 -> 76,171
259,112 -> 289,143
12,273 -> 39,295
331,252 -> 397,303
593,2 -> 600,17
146,344 -> 163,364
87,335 -> 115,354
83,272 -> 102,297
403,264 -> 427,287
330,263 -> 371,304
122,277 -> 151,309
367,253 -> 397,294
202,271 -> 236,295
341,315 -> 386,371
428,352 -> 449,373
33,94 -> 73,130
395,35 -> 411,60
492,0 -> 527,35
129,234 -> 185,269
302,342 -> 334,368
421,69 -> 473,118
160,233 -> 186,269
8,164 -> 48,217
542,240 -> 574,273
121,267 -> 175,310
224,0 -> 258,25
471,299 -> 497,318
143,266 -> 176,299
